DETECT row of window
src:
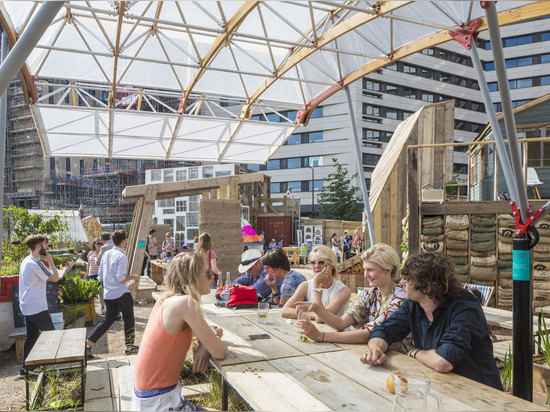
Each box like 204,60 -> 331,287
241,155 -> 322,171
384,61 -> 480,90
270,180 -> 323,194
493,99 -> 533,113
250,107 -> 323,123
363,129 -> 393,143
150,167 -> 232,182
421,47 -> 472,67
455,119 -> 484,134
488,75 -> 550,92
363,153 -> 380,166
283,131 -> 323,145
363,78 -> 485,113
363,103 -> 413,121
485,53 -> 550,71
483,29 -> 550,50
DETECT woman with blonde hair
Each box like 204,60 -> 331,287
295,243 -> 405,344
282,245 -> 350,319
133,252 -> 226,411
197,232 -> 221,288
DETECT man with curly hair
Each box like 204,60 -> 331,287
361,252 -> 502,390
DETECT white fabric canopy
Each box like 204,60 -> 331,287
1,1 -> 547,162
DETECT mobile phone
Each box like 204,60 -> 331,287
249,333 -> 270,340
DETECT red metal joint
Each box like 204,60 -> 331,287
371,3 -> 381,13
511,201 -> 547,238
448,19 -> 481,50
480,1 -> 493,9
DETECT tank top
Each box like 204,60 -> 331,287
306,278 -> 348,316
134,298 -> 193,391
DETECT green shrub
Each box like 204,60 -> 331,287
1,262 -> 19,276
60,274 -> 101,305
61,306 -> 84,327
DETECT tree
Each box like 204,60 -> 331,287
317,158 -> 363,221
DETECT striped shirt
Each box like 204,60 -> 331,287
87,251 -> 100,276
347,286 -> 405,331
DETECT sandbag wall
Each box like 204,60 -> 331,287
418,213 -> 550,308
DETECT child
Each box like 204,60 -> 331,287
133,252 -> 226,410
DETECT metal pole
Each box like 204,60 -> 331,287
345,86 -> 376,245
469,43 -> 520,205
0,33 -> 7,282
485,3 -> 532,401
0,1 -> 63,97
308,165 -> 315,217
485,3 -> 529,223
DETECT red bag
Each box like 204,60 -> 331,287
227,285 -> 258,308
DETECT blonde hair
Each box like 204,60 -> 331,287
309,245 -> 338,276
361,243 -> 401,281
197,233 -> 212,253
164,251 -> 205,304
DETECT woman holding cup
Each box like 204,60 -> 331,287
295,243 -> 404,344
282,245 -> 350,319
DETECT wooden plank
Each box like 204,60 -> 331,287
84,397 -> 116,411
56,328 -> 86,363
181,383 -> 211,398
107,357 -> 129,401
24,329 -> 64,366
269,356 -> 391,411
203,311 -> 304,366
117,365 -> 134,412
390,168 -> 398,250
239,312 -> 344,356
346,347 -> 540,411
221,361 -> 331,411
407,148 -> 420,255
85,360 -> 112,400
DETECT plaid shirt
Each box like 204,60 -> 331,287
347,286 -> 405,331
232,267 -> 282,299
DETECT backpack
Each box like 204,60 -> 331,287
215,285 -> 258,309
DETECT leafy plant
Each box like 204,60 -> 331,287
1,262 -> 20,276
501,345 -> 512,392
536,309 -> 550,366
317,158 -> 362,221
61,306 -> 84,327
32,368 -> 81,411
59,274 -> 101,305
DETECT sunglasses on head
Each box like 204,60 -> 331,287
310,260 -> 326,266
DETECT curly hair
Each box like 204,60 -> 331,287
401,253 -> 462,305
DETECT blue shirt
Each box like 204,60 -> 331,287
232,268 -> 282,299
280,270 -> 307,299
370,290 -> 502,390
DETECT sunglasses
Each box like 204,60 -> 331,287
310,260 -> 327,266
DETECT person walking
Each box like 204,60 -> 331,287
18,235 -> 59,377
87,239 -> 105,313
95,232 -> 114,266
86,230 -> 140,359
196,233 -> 221,289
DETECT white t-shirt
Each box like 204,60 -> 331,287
19,255 -> 53,316
306,278 -> 348,316
99,246 -> 129,300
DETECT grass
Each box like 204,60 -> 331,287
501,346 -> 512,393
30,367 -> 81,411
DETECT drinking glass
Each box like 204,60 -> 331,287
257,302 -> 269,324
297,311 -> 310,341
391,373 -> 441,411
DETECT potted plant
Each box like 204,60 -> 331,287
59,273 -> 101,325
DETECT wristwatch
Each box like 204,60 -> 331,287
312,288 -> 323,293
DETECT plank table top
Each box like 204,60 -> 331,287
25,327 -> 87,366
483,306 -> 540,334
201,293 -> 541,411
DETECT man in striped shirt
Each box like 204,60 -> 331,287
18,235 -> 59,377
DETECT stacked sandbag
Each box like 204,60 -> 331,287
497,214 -> 515,308
445,215 -> 469,283
534,218 -> 550,308
420,215 -> 444,254
469,215 -> 496,304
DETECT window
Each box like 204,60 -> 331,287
543,32 -> 550,42
403,64 -> 416,74
266,113 -> 279,122
386,108 -> 398,119
287,181 -> 301,193
189,167 -> 198,179
286,134 -> 301,145
363,154 -> 380,166
270,182 -> 281,193
202,166 -> 214,178
541,76 -> 550,86
310,107 -> 323,118
164,219 -> 174,234
488,82 -> 498,92
164,169 -> 173,182
386,62 -> 398,70
245,163 -> 260,171
517,57 -> 532,67
266,159 -> 281,170
485,62 -> 495,71
176,169 -> 187,181
386,84 -> 398,95
421,68 -> 435,79
80,159 -> 85,173
421,48 -> 435,56
176,200 -> 187,212
151,169 -> 161,181
308,131 -> 323,143
421,93 -> 434,102
163,208 -> 175,215
287,158 -> 302,169
66,158 -> 71,172
159,198 -> 174,207
215,170 -> 231,177
453,163 -> 468,174
308,156 -> 323,167
189,195 -> 199,212
363,104 -> 380,116
515,78 -> 533,89
186,213 -> 199,226
176,216 -> 185,232
363,79 -> 380,91
309,180 -> 323,192
542,54 -> 550,64
517,35 -> 533,45
403,88 -> 416,99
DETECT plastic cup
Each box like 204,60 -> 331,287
258,302 -> 269,324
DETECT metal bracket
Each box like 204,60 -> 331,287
447,19 -> 481,50
511,201 -> 547,237
371,2 -> 381,13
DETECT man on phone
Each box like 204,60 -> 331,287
18,235 -> 59,377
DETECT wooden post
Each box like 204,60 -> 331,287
408,147 -> 419,255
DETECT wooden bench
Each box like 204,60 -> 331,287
8,326 -> 26,363
24,328 -> 87,410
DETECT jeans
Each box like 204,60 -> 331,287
87,292 -> 135,346
23,310 -> 55,363
146,255 -> 158,277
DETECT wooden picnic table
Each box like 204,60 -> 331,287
483,306 -> 541,334
150,259 -> 168,285
201,292 -> 539,411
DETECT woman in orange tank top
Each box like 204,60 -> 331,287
133,252 -> 226,411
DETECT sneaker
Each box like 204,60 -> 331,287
85,346 -> 95,360
101,307 -> 105,315
125,345 -> 139,355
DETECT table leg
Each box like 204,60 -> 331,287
81,359 -> 86,405
25,369 -> 29,411
221,376 -> 228,411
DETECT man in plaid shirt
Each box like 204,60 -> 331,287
232,249 -> 281,299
